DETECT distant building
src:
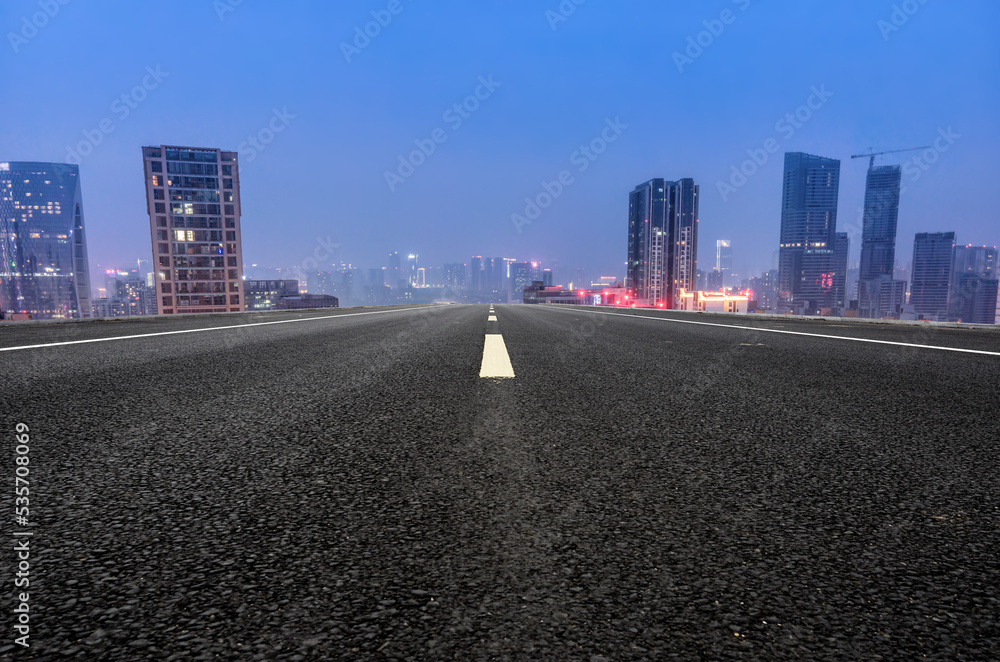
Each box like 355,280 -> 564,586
951,276 -> 998,324
245,279 -> 300,311
910,232 -> 955,321
716,240 -> 732,286
510,262 -> 540,303
542,269 -> 553,287
950,245 -> 998,323
407,254 -> 418,286
747,269 -> 780,312
273,294 -> 338,310
0,161 -> 92,319
777,152 -> 848,315
626,177 -> 698,308
142,145 -> 244,315
470,256 -> 482,293
92,267 -> 156,318
388,252 -> 403,290
677,288 -> 748,313
858,164 -> 906,319
444,263 -> 466,289
706,269 -> 723,292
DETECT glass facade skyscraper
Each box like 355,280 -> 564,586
626,177 -> 698,308
950,244 -> 998,323
858,165 -> 906,318
910,232 -> 955,321
142,146 -> 245,315
777,152 -> 848,314
0,161 -> 91,319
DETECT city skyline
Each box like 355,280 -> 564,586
1,2 -> 997,290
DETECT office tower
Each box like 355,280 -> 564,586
626,177 -> 699,308
0,162 -> 91,319
777,152 -> 848,314
910,232 -> 955,321
483,258 -> 496,294
387,252 -> 403,289
407,254 -> 418,286
857,165 -> 906,318
444,263 -> 466,289
97,267 -> 155,317
542,269 -> 553,287
142,146 -> 244,315
510,261 -> 540,302
470,256 -> 482,293
706,269 -> 723,291
950,245 -> 998,323
748,269 -> 780,311
340,269 -> 354,304
716,240 -> 732,286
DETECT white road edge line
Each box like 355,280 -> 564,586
559,307 -> 1000,357
479,334 -> 515,378
0,305 -> 442,353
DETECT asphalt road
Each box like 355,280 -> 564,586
1,304 -> 998,660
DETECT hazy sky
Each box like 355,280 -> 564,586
2,0 -> 997,285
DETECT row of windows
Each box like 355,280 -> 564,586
156,216 -> 236,229
158,256 -> 234,268
164,149 -> 217,163
162,294 -> 240,307
157,242 -> 238,255
166,162 -> 218,176
160,281 -> 237,294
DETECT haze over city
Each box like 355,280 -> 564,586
3,0 -> 997,285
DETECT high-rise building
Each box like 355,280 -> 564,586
0,161 -> 92,319
857,165 -> 906,318
93,267 -> 155,318
910,232 -> 955,321
777,152 -> 848,314
444,263 -> 466,290
542,269 -> 553,287
716,240 -> 732,287
142,145 -> 244,315
626,177 -> 699,308
387,252 -> 403,290
407,254 -> 418,286
470,256 -> 483,293
510,261 -> 540,302
747,269 -> 780,311
950,245 -> 998,323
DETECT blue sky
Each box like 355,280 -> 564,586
2,0 -> 997,284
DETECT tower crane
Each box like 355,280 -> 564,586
850,146 -> 931,169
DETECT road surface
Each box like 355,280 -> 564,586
1,304 -> 998,660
